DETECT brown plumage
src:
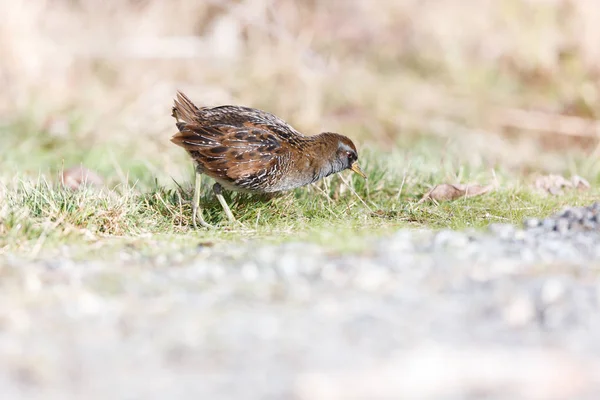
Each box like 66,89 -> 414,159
171,91 -> 366,227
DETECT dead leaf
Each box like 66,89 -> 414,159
533,174 -> 590,195
572,175 -> 591,191
61,166 -> 104,190
418,183 -> 494,203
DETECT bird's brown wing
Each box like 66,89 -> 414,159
171,123 -> 289,191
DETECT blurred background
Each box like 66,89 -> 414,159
2,0 -> 600,177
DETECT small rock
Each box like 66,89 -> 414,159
559,208 -> 573,219
433,230 -> 470,248
569,221 -> 584,233
582,219 -> 597,231
504,295 -> 536,327
386,231 -> 415,253
513,229 -> 530,241
541,279 -> 566,305
241,263 -> 259,282
488,223 -> 516,240
523,227 -> 544,238
354,266 -> 391,292
569,207 -> 584,221
523,218 -> 541,229
542,218 -> 556,231
555,218 -> 570,234
584,210 -> 595,222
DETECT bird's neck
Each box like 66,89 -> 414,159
304,135 -> 343,182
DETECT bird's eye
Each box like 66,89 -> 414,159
346,151 -> 355,161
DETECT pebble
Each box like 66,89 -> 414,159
555,218 -> 570,234
504,295 -> 536,327
527,203 -> 600,234
433,230 -> 470,248
541,279 -> 566,305
541,218 -> 556,230
583,219 -> 596,230
488,223 -> 516,239
523,218 -> 540,229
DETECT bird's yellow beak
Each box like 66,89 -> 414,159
350,162 -> 367,179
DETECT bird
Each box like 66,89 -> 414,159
170,91 -> 366,228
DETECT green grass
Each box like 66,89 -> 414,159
1,119 -> 598,258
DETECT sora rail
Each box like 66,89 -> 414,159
171,91 -> 366,228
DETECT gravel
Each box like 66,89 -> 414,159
2,204 -> 600,399
524,202 -> 600,234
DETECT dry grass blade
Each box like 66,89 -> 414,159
338,174 -> 373,213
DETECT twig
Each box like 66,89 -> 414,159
395,161 -> 411,202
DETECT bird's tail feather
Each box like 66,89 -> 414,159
171,91 -> 202,147
172,91 -> 199,125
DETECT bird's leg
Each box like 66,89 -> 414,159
213,183 -> 237,224
192,171 -> 213,229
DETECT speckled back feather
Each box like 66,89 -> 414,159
172,92 -> 300,192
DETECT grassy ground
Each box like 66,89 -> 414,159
1,117 -> 597,258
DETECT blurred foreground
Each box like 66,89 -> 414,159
2,226 -> 600,399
